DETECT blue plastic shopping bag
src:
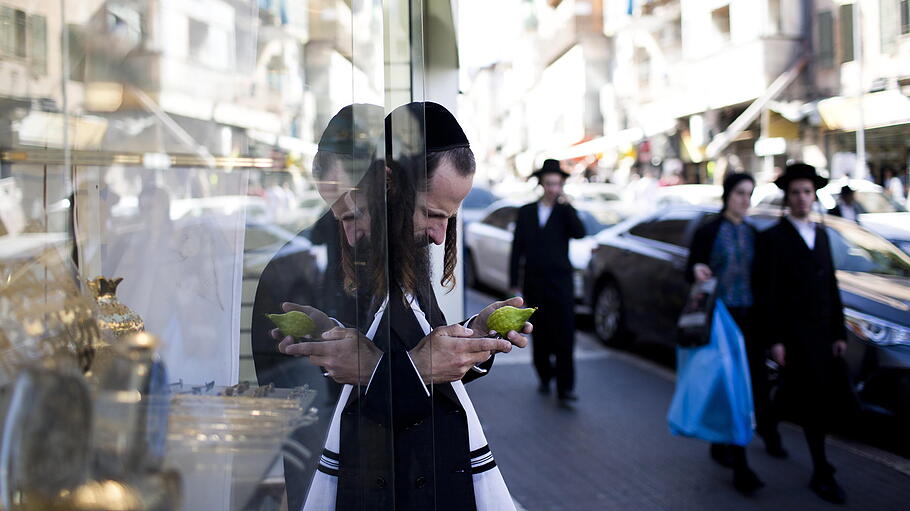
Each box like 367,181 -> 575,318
667,300 -> 754,446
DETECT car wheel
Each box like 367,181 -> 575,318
464,249 -> 477,289
594,281 -> 626,345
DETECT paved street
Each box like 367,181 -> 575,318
464,290 -> 910,511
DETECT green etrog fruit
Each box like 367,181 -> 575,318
487,306 -> 536,337
267,311 -> 316,338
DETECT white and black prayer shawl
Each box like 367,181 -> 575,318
301,294 -> 515,511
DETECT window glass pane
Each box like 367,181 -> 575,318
880,0 -> 900,54
818,11 -> 834,67
839,3 -> 854,62
484,206 -> 516,229
629,219 -> 689,246
28,14 -> 47,76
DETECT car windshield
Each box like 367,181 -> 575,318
831,191 -> 907,213
463,187 -> 499,209
828,221 -> 910,277
578,209 -> 607,236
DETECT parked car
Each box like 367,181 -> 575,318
654,184 -> 723,208
584,205 -> 910,419
464,199 -> 609,307
564,182 -> 624,203
752,179 -> 910,255
461,186 -> 501,227
243,221 -> 326,278
564,182 -> 632,226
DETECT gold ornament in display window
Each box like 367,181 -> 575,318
87,277 -> 144,342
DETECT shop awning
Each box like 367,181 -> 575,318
546,128 -> 644,161
817,90 -> 910,131
547,136 -> 612,161
704,55 -> 808,160
17,111 -> 108,150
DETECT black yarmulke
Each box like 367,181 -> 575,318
317,103 -> 385,155
385,101 -> 470,158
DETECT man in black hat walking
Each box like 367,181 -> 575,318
509,159 -> 586,405
753,162 -> 850,504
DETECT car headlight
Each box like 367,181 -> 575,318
844,309 -> 910,347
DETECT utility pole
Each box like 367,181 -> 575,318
853,1 -> 866,179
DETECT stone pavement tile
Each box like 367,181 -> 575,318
469,356 -> 910,511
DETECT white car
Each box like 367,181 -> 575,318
752,178 -> 910,255
654,184 -> 723,208
463,200 -> 608,308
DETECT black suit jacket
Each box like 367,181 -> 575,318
753,218 -> 846,361
509,201 -> 586,290
336,286 -> 492,511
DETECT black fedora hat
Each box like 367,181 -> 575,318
530,159 -> 570,180
774,162 -> 828,191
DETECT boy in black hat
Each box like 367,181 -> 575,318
509,159 -> 586,405
753,162 -> 849,504
829,185 -> 862,222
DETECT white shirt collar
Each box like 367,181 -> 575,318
538,201 -> 554,227
786,215 -> 816,250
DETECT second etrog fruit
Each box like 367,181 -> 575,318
487,306 -> 536,337
267,311 -> 316,338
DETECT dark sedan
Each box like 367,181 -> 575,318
584,205 -> 910,419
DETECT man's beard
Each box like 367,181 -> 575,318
411,234 -> 432,284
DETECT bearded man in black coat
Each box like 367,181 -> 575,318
509,159 -> 586,405
753,162 -> 850,504
273,102 -> 531,511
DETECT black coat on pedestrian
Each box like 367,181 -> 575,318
509,201 -> 586,290
752,218 -> 849,424
335,285 -> 493,511
509,200 -> 585,393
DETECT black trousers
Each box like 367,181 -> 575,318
726,306 -> 779,442
525,275 -> 576,395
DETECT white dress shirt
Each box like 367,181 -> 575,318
787,215 -> 816,250
538,202 -> 553,227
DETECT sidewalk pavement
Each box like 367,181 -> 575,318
469,349 -> 910,510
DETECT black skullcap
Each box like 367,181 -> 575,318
318,103 -> 385,155
721,172 -> 755,208
774,162 -> 828,191
384,101 -> 470,158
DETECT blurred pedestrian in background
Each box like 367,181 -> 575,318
685,172 -> 769,496
829,185 -> 862,223
883,167 -> 906,205
510,159 -> 586,406
753,163 -> 851,504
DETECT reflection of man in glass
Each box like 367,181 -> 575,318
251,103 -> 385,511
280,102 -> 529,511
252,104 -> 385,380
